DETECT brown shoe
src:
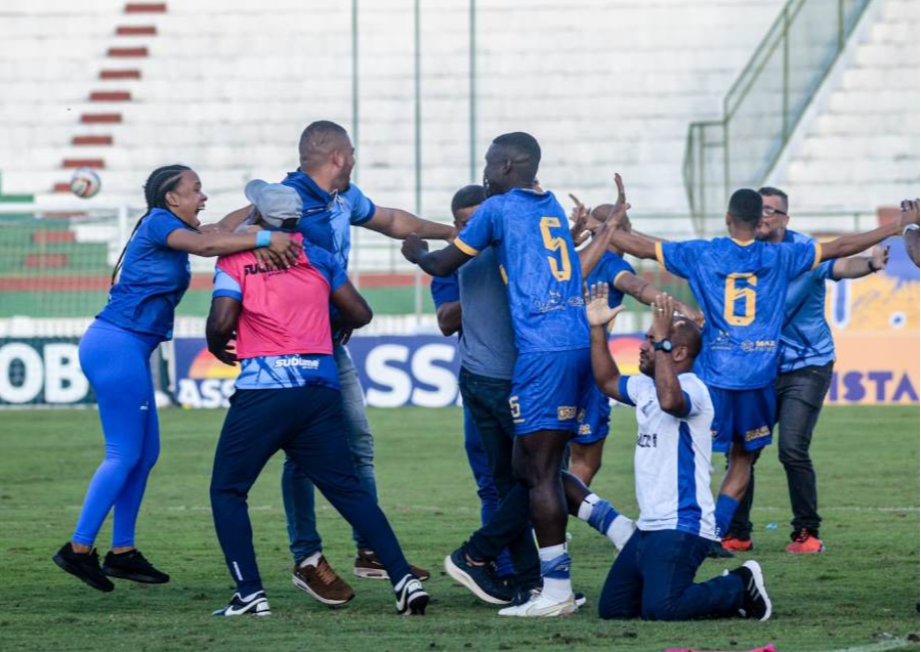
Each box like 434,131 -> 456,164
353,549 -> 431,582
292,555 -> 355,606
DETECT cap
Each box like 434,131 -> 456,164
244,179 -> 303,229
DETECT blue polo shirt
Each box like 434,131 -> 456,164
281,171 -> 376,270
779,229 -> 836,373
98,208 -> 192,341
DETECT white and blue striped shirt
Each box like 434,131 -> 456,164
618,372 -> 718,541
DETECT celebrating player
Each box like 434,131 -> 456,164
723,186 -> 890,553
403,132 -> 627,617
568,189 -> 702,486
206,181 -> 428,617
608,187 -> 920,546
586,287 -> 772,622
53,165 -> 300,592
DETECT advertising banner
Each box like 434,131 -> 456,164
0,338 -> 92,405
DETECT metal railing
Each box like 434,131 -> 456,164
683,0 -> 873,231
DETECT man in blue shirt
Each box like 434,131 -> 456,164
609,187 -> 916,548
403,132 -> 629,617
224,121 -> 450,603
721,187 -> 888,555
430,184 -> 516,582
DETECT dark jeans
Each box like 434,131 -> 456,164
729,361 -> 833,538
458,367 -> 540,587
210,385 -> 410,595
599,529 -> 743,621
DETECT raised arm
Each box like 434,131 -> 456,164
206,204 -> 254,233
649,295 -> 687,417
577,173 -> 632,279
206,297 -> 242,366
819,204 -> 917,261
615,272 -> 704,324
585,283 -> 627,401
830,246 -> 888,280
608,229 -> 662,261
401,235 -> 473,277
167,229 -> 301,267
364,206 -> 455,240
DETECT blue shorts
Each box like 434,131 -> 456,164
510,349 -> 594,436
709,385 -> 776,453
571,386 -> 611,446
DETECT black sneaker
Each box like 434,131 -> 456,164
213,590 -> 272,617
729,561 -> 772,621
395,575 -> 429,616
444,546 -> 513,605
102,549 -> 170,584
52,543 -> 114,592
707,539 -> 735,559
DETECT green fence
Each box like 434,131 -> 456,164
683,0 -> 873,230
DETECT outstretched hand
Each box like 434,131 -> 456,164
871,244 -> 890,272
600,173 -> 631,231
568,194 -> 592,246
401,233 -> 429,264
584,282 -> 625,327
651,294 -> 675,342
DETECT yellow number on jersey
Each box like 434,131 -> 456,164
539,217 -> 572,282
723,273 -> 758,326
509,395 -> 521,418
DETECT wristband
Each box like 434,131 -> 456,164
255,230 -> 272,248
903,224 -> 919,236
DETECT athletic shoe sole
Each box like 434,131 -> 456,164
353,566 -> 389,580
53,552 -> 114,592
443,555 -> 510,605
292,574 -> 354,606
742,561 -> 772,621
102,566 -> 169,584
498,598 -> 578,618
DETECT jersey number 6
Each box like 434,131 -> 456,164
723,273 -> 758,326
539,217 -> 572,282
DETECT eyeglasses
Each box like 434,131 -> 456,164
762,206 -> 788,217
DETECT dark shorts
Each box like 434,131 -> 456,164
709,384 -> 776,453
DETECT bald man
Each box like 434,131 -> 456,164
586,288 -> 771,622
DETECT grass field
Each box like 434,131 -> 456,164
2,406 -> 918,652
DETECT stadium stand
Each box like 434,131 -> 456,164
770,0 -> 920,213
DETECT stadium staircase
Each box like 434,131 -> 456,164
684,0 -> 919,232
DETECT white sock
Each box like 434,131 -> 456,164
608,516 -> 637,551
577,494 -> 599,522
538,543 -> 572,602
299,551 -> 322,568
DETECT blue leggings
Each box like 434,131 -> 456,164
72,320 -> 161,548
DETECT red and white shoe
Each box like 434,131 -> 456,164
786,529 -> 824,554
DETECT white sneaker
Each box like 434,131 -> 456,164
497,591 -> 578,618
212,590 -> 271,617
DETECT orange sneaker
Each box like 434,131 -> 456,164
786,529 -> 824,554
721,535 -> 754,552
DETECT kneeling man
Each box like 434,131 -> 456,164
586,286 -> 771,622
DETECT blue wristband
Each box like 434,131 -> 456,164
255,230 -> 272,248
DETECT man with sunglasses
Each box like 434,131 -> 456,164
721,186 -> 889,554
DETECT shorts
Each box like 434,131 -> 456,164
510,349 -> 594,436
571,386 -> 611,446
709,384 -> 776,454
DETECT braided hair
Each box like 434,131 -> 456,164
111,164 -> 191,285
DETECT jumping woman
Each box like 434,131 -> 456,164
53,165 -> 300,592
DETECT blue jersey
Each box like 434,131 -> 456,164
431,273 -> 460,309
98,208 -> 192,341
455,188 -> 589,354
779,230 -> 836,373
586,251 -> 635,309
282,171 -> 376,270
657,237 -> 821,389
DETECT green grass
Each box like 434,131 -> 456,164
1,406 -> 918,652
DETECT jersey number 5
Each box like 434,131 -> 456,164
723,273 -> 757,326
539,217 -> 572,282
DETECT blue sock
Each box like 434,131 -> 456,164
578,493 -> 619,534
714,494 -> 740,538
